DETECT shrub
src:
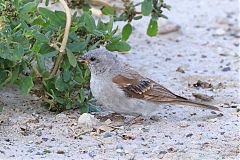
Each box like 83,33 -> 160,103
0,0 -> 170,112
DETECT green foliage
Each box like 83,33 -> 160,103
0,0 -> 169,112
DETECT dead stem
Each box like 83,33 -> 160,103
49,0 -> 72,78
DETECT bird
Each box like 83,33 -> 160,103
79,48 -> 220,117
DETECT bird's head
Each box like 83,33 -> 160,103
79,48 -> 119,75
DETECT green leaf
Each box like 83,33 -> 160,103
97,19 -> 106,31
141,0 -> 153,16
36,54 -> 46,73
0,105 -> 3,112
147,18 -> 158,36
33,32 -> 49,43
83,12 -> 96,32
55,76 -> 68,92
66,49 -> 77,67
80,103 -> 89,114
20,1 -> 38,14
38,7 -> 64,27
32,15 -> 46,26
78,88 -> 85,103
106,41 -> 131,52
19,76 -> 34,95
107,16 -> 114,33
101,6 -> 114,15
133,16 -> 143,20
122,23 -> 132,41
63,70 -> 71,82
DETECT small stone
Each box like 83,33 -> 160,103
186,133 -> 193,137
55,113 -> 67,120
179,121 -> 189,128
122,132 -> 136,140
165,58 -> 171,61
42,138 -> 48,142
175,142 -> 184,145
5,139 -> 10,142
27,148 -> 35,153
158,22 -> 181,34
193,80 -> 213,89
116,144 -> 124,153
36,152 -> 44,155
220,132 -> 225,135
211,111 -> 217,114
167,147 -> 175,152
142,128 -> 149,132
192,93 -> 213,102
206,118 -> 218,123
88,151 -> 96,157
103,132 -> 112,138
78,113 -> 99,128
213,28 -> 226,36
159,151 -> 167,154
176,67 -> 185,73
222,67 -> 231,72
57,150 -> 65,154
36,130 -> 42,137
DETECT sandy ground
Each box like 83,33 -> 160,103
0,0 -> 240,159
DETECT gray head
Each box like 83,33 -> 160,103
80,48 -> 120,75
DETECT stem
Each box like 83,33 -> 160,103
49,0 -> 71,78
59,0 -> 71,53
89,0 -> 141,14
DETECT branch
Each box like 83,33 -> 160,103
49,0 -> 72,78
90,0 -> 125,11
89,0 -> 141,14
59,0 -> 71,53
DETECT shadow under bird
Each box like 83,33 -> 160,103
79,48 -> 220,117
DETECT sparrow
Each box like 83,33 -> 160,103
79,48 -> 220,116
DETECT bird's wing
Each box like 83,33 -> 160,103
112,72 -> 186,102
112,71 -> 220,111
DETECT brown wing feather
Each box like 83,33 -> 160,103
112,74 -> 220,111
112,74 -> 186,102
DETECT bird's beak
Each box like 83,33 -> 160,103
79,57 -> 89,65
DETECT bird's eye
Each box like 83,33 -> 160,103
90,57 -> 96,61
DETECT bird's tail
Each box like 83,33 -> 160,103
170,98 -> 220,111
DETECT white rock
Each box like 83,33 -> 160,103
213,28 -> 226,36
78,113 -> 99,128
158,22 -> 181,34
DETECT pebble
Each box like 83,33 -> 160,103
78,113 -> 99,128
36,130 -> 42,137
89,151 -> 96,157
57,150 -> 65,154
27,148 -> 35,153
36,152 -> 44,155
42,138 -> 48,142
179,121 -> 189,128
159,151 -> 167,154
222,67 -> 231,72
176,67 -> 185,73
116,144 -> 124,153
176,142 -> 184,145
103,132 -> 112,138
213,28 -> 226,36
158,22 -> 181,34
186,133 -> 193,137
206,118 -> 218,123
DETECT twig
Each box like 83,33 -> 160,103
49,0 -> 72,78
89,0 -> 141,14
90,0 -> 125,10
